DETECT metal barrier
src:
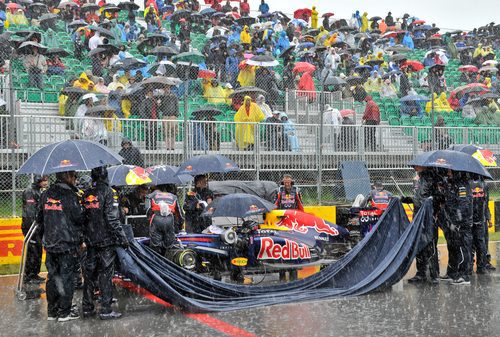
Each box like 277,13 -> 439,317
1,113 -> 499,217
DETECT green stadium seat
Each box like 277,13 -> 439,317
27,90 -> 42,102
44,92 -> 59,103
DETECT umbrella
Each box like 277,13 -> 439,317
322,76 -> 347,86
176,154 -> 240,176
322,12 -> 335,18
293,8 -> 312,19
293,62 -> 316,73
112,58 -> 147,71
191,107 -> 223,120
148,61 -> 177,76
205,26 -> 229,38
171,9 -> 192,21
227,11 -> 241,20
211,12 -> 225,18
402,60 -> 425,72
17,140 -> 122,175
17,41 -> 47,54
172,51 -> 205,64
200,8 -> 216,16
142,76 -> 182,88
428,63 -> 446,72
148,45 -> 178,57
45,48 -> 70,58
370,16 -> 382,21
28,3 -> 47,10
448,145 -> 497,167
462,86 -> 490,95
97,44 -> 120,55
60,87 -> 88,96
246,55 -> 279,67
85,105 -> 116,116
58,1 -> 78,8
279,45 -> 295,58
118,2 -> 140,11
452,83 -> 489,95
458,65 -> 478,73
354,65 -> 372,72
291,18 -> 308,27
39,13 -> 58,22
204,193 -> 276,218
146,165 -> 193,185
107,165 -> 151,186
6,3 -> 22,10
346,76 -> 365,85
197,69 -> 217,79
400,95 -> 429,102
385,45 -> 411,53
68,19 -> 88,29
236,17 -> 256,27
408,150 -> 492,179
382,70 -> 402,79
228,86 -> 267,99
102,5 -> 121,13
340,109 -> 355,118
479,66 -> 498,73
412,19 -> 426,25
88,47 -> 107,57
81,3 -> 100,12
366,59 -> 384,67
88,26 -> 115,39
482,60 -> 498,66
390,54 -> 408,62
338,26 -> 356,32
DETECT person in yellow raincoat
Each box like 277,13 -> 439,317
311,6 -> 318,29
7,9 -> 29,26
237,60 -> 255,87
203,79 -> 228,104
73,72 -> 94,91
473,43 -> 484,59
240,25 -> 252,50
316,26 -> 328,42
436,92 -> 453,112
234,96 -> 265,150
360,12 -> 369,32
324,32 -> 338,47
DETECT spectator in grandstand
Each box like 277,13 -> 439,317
255,68 -> 280,106
362,96 -> 380,151
75,93 -> 98,134
119,138 -> 145,167
46,54 -> 65,76
475,105 -> 498,126
434,116 -> 452,149
240,0 -> 250,16
380,79 -> 398,98
23,46 -> 47,90
256,94 -> 273,118
352,83 -> 367,102
82,106 -> 108,145
281,113 -> 300,152
234,96 -> 265,151
400,99 -> 423,118
264,110 -> 283,151
7,8 -> 28,26
138,87 -> 160,150
88,31 -> 102,51
322,104 -> 342,148
159,85 -> 179,150
339,111 -> 357,151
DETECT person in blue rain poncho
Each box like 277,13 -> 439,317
280,113 -> 300,152
275,31 -> 290,56
402,32 -> 414,49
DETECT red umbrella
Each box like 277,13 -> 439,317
412,19 -> 426,25
198,69 -> 216,79
340,109 -> 355,117
227,11 -> 241,19
458,65 -> 479,73
322,12 -> 334,18
382,30 -> 406,39
293,62 -> 316,73
7,3 -> 23,10
401,60 -> 424,72
294,8 -> 312,20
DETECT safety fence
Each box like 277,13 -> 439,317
1,114 -> 499,217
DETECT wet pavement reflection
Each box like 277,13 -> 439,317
0,242 -> 498,337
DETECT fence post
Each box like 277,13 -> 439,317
317,91 -> 325,205
255,122 -> 260,181
412,126 -> 418,156
8,61 -> 16,217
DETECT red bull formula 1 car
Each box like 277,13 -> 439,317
165,209 -> 351,281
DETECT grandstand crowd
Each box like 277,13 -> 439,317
0,0 -> 499,151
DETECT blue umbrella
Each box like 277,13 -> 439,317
147,165 -> 193,185
176,154 -> 240,176
400,95 -> 429,102
17,140 -> 122,175
297,42 -> 314,50
408,150 -> 492,179
354,65 -> 372,71
199,8 -> 216,16
204,193 -> 276,218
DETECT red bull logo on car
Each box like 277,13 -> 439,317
258,237 -> 311,260
276,211 -> 339,236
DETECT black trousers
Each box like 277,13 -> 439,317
445,225 -> 472,280
415,224 -> 439,279
45,251 -> 78,317
82,246 -> 117,314
149,214 -> 176,256
472,221 -> 488,271
21,225 -> 43,280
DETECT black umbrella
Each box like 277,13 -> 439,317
85,105 -> 117,116
171,9 -> 192,21
204,193 -> 276,218
58,1 -> 78,8
60,87 -> 88,96
211,12 -> 225,18
148,61 -> 177,76
88,26 -> 115,39
121,84 -> 145,97
322,76 -> 347,86
176,154 -> 240,176
17,41 -> 47,54
112,58 -> 147,71
68,19 -> 88,30
191,107 -> 223,120
118,1 -> 139,11
228,86 -> 267,98
17,140 -> 122,175
237,17 -> 256,27
39,13 -> 58,22
28,3 -> 47,11
97,44 -> 120,55
246,55 -> 279,67
306,29 -> 320,36
279,45 -> 296,58
146,165 -> 193,185
370,16 -> 382,21
390,54 -> 408,62
45,48 -> 70,58
88,47 -> 107,57
337,26 -> 357,32
366,59 -> 384,66
148,45 -> 179,57
386,45 -> 411,53
345,76 -> 365,85
408,150 -> 492,179
81,3 -> 100,12
102,5 -> 121,13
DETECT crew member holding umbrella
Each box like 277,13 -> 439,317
81,166 -> 129,320
183,175 -> 214,233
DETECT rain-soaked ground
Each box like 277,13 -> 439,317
1,242 -> 499,337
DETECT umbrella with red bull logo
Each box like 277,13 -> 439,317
175,154 -> 240,176
448,144 -> 497,167
17,140 -> 122,175
107,165 -> 152,187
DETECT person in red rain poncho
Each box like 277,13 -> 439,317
297,71 -> 316,101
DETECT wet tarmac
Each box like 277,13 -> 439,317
1,242 -> 498,337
